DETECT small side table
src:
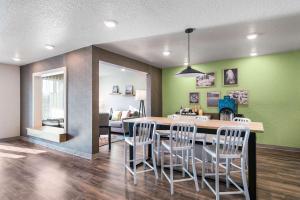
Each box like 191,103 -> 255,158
99,125 -> 112,150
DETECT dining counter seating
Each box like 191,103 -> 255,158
124,117 -> 264,199
161,122 -> 199,195
202,126 -> 251,200
124,121 -> 158,185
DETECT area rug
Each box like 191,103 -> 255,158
99,134 -> 124,147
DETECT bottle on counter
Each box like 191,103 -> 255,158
179,105 -> 183,115
198,105 -> 203,116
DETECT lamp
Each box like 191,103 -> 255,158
176,28 -> 204,77
135,90 -> 146,117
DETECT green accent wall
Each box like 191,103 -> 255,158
162,50 -> 300,148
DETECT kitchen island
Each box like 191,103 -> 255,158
124,117 -> 264,200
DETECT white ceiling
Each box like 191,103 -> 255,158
99,61 -> 147,77
1,0 -> 300,66
98,14 -> 300,67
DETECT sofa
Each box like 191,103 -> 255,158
109,110 -> 139,134
99,110 -> 139,135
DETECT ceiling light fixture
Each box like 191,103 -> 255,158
250,52 -> 257,57
45,44 -> 55,50
121,68 -> 126,72
247,33 -> 258,40
12,57 -> 21,62
104,20 -> 118,28
162,50 -> 171,56
176,28 -> 204,77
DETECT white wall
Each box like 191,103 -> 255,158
99,63 -> 147,112
0,64 -> 20,139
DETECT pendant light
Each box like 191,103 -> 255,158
176,28 -> 204,77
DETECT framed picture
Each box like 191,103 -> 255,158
224,68 -> 238,86
189,92 -> 199,104
228,90 -> 248,105
125,85 -> 133,95
207,91 -> 220,107
112,85 -> 119,94
196,72 -> 215,87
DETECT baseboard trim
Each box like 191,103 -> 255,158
21,136 -> 99,160
0,136 -> 22,142
257,143 -> 300,152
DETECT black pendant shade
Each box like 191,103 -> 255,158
175,28 -> 204,77
175,66 -> 204,77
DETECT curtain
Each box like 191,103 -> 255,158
42,74 -> 64,120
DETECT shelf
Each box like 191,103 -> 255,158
27,126 -> 67,143
122,94 -> 135,96
109,93 -> 122,95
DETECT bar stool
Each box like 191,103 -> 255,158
124,121 -> 158,185
231,117 -> 251,172
154,114 -> 179,165
194,115 -> 209,143
194,115 -> 209,149
212,117 -> 251,171
213,117 -> 251,144
202,126 -> 250,200
161,123 -> 199,195
180,116 -> 209,181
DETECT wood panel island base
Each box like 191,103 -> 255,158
124,117 -> 264,200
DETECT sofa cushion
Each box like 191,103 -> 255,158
121,111 -> 129,119
111,111 -> 122,121
109,120 -> 122,128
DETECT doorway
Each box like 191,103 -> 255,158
98,61 -> 151,148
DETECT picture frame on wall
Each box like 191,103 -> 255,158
125,85 -> 134,95
189,92 -> 199,104
223,68 -> 238,86
112,85 -> 119,94
207,91 -> 221,107
196,72 -> 215,87
228,90 -> 248,105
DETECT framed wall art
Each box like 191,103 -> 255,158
189,92 -> 199,104
112,85 -> 119,94
224,68 -> 238,86
196,72 -> 215,87
207,91 -> 220,107
125,85 -> 134,95
228,90 -> 248,105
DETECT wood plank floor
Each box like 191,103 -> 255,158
0,139 -> 299,200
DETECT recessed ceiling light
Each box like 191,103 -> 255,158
247,34 -> 258,40
45,44 -> 55,50
250,52 -> 257,56
121,68 -> 126,72
12,57 -> 21,62
104,20 -> 118,28
162,50 -> 171,56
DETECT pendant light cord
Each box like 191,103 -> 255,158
188,32 -> 190,66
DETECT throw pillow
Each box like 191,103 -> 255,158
121,111 -> 129,119
111,111 -> 122,121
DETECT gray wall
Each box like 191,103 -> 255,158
0,64 -> 20,139
92,46 -> 162,116
20,46 -> 98,156
20,45 -> 161,157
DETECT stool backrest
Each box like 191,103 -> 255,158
133,121 -> 156,144
232,117 -> 251,123
168,114 -> 179,119
216,126 -> 250,157
169,123 -> 197,149
195,115 -> 209,121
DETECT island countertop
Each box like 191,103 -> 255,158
124,117 -> 264,133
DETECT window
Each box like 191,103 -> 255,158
42,74 -> 64,120
32,67 -> 67,131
